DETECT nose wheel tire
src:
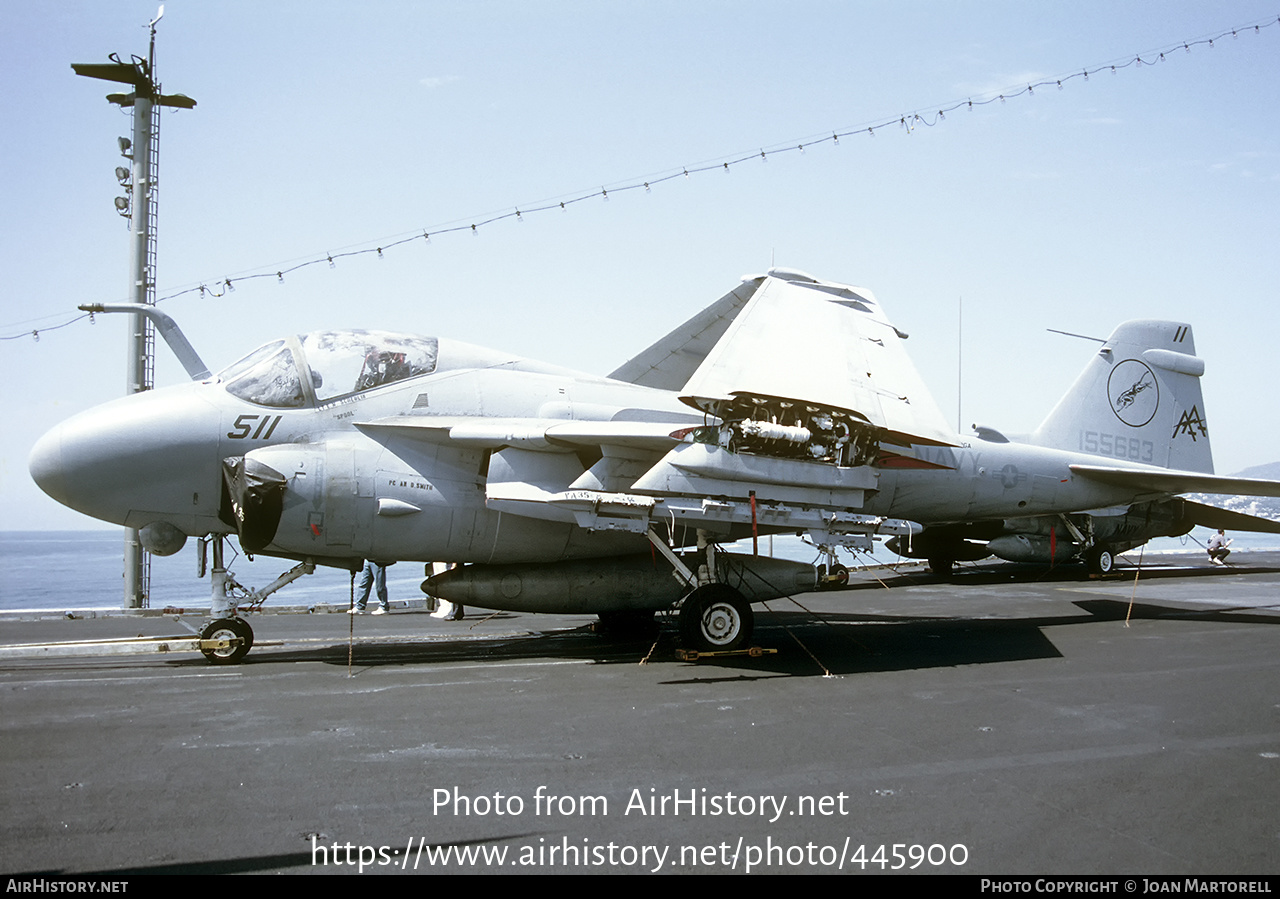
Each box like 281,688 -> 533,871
199,617 -> 253,665
679,585 -> 753,653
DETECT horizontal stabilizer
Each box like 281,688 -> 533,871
1071,464 -> 1280,498
1179,499 -> 1280,535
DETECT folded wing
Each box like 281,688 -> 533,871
677,270 -> 957,448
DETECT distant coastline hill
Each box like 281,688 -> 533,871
1234,461 -> 1280,481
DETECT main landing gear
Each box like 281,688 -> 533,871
679,584 -> 754,653
1084,544 -> 1115,575
642,527 -> 760,653
815,544 -> 849,589
927,556 -> 955,578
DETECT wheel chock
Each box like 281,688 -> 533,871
676,645 -> 777,662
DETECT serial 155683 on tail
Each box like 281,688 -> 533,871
29,269 -> 1280,662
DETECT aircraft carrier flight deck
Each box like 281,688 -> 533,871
2,552 -> 1278,876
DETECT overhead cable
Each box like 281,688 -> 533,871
6,15 -> 1277,343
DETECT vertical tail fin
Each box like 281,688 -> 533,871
1031,320 -> 1212,473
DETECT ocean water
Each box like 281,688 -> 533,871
0,531 -> 427,612
1,527 -> 1275,613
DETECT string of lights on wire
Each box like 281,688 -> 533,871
7,14 -> 1277,343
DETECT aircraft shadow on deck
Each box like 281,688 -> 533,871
160,620 -> 1060,678
840,560 -> 1280,590
153,560 -> 1279,678
159,603 -> 1268,680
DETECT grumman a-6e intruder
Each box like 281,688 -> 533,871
30,270 -> 1280,662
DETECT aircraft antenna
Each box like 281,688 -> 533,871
957,294 -> 962,433
72,5 -> 195,609
1046,328 -> 1105,343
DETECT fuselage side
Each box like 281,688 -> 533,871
30,329 -> 1187,569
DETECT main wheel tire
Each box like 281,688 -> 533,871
928,557 -> 955,577
1086,546 -> 1114,575
679,585 -> 753,652
199,617 -> 252,665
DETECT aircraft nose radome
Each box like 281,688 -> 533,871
27,401 -> 141,523
29,423 -> 68,506
27,387 -> 222,527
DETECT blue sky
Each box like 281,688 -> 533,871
3,1 -> 1279,530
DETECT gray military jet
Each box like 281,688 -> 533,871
29,269 -> 1280,662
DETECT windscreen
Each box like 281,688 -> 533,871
299,330 -> 439,403
218,340 -> 306,408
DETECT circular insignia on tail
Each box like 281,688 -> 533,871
1107,359 -> 1159,427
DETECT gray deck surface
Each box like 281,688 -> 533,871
2,552 -> 1277,875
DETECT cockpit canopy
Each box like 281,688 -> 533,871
218,330 -> 440,408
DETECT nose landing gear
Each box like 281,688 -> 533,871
197,534 -> 315,664
198,617 -> 253,665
